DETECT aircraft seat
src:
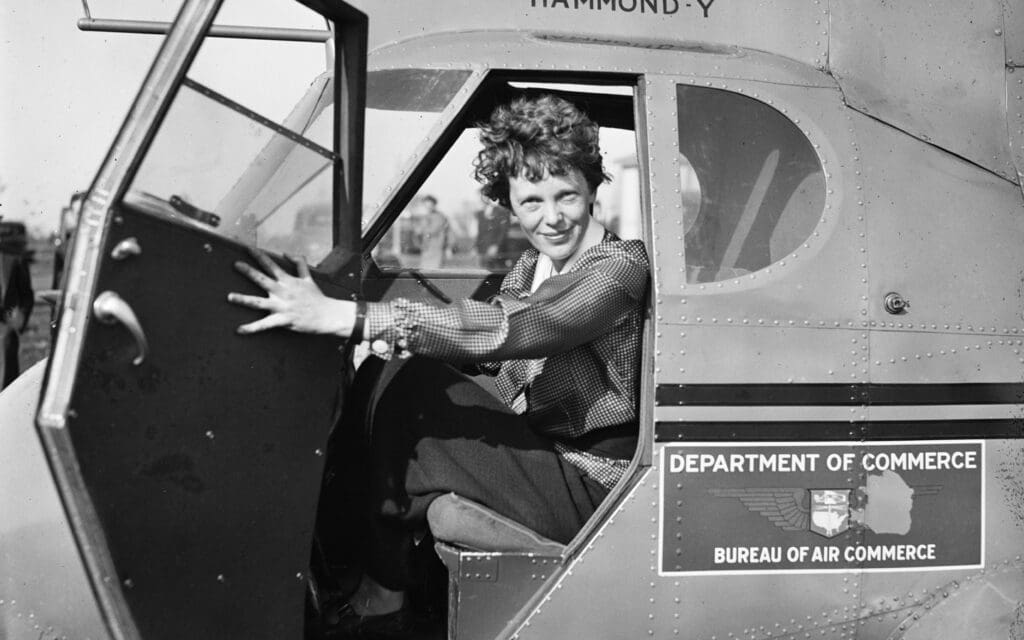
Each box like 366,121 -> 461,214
426,492 -> 565,554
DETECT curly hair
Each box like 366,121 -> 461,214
473,94 -> 609,208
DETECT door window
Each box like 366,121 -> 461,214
128,79 -> 335,262
125,21 -> 337,264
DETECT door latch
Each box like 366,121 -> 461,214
93,291 -> 149,365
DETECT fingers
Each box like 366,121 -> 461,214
231,249 -> 311,336
234,261 -> 280,292
248,247 -> 287,279
289,253 -> 312,280
236,313 -> 287,335
228,291 -> 285,334
227,292 -> 269,310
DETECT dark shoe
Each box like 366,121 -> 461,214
323,601 -> 416,639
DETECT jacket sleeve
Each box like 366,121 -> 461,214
364,251 -> 647,363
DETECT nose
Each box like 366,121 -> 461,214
541,201 -> 565,228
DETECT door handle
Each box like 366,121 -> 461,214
92,291 -> 149,366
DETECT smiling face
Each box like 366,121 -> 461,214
508,169 -> 597,270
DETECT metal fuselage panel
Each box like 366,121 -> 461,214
508,442 -> 1024,640
356,0 -> 1024,184
830,0 -> 1017,181
656,87 -> 1024,388
367,30 -> 834,88
0,362 -> 109,640
368,30 -> 1024,640
354,0 -> 826,69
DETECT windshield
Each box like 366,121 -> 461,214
362,68 -> 475,226
125,63 -> 475,261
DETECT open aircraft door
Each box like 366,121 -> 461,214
34,1 -> 366,638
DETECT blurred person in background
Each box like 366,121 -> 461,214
412,195 -> 450,269
475,196 -> 512,270
0,218 -> 34,388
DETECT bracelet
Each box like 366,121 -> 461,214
349,299 -> 366,344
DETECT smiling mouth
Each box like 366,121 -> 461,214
542,230 -> 571,241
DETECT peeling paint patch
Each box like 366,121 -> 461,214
996,442 -> 1024,531
1011,601 -> 1024,640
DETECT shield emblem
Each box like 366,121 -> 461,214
810,489 -> 851,538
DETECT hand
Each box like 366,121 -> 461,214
227,250 -> 355,336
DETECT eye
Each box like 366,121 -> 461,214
520,200 -> 541,212
559,193 -> 580,204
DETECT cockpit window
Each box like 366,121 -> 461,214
370,124 -> 638,273
367,78 -> 640,273
362,68 -> 475,219
123,55 -> 473,266
676,85 -> 825,283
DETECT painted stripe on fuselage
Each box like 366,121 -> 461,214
654,419 -> 1023,441
655,404 -> 1024,422
655,383 -> 1024,406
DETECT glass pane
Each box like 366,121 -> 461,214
676,85 -> 825,283
362,69 -> 474,217
120,0 -> 338,263
127,83 -> 334,263
372,119 -> 638,272
189,0 -> 328,129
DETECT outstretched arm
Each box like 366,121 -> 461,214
363,261 -> 645,362
228,245 -> 648,364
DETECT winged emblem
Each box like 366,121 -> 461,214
708,488 -> 809,531
709,483 -> 943,535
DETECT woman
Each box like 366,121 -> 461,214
229,94 -> 648,636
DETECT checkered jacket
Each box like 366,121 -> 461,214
365,233 -> 649,487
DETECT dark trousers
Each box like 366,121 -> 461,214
331,356 -> 609,590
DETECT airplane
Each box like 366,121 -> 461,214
1,0 -> 1022,638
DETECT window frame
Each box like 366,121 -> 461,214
359,69 -> 658,564
361,70 -> 643,266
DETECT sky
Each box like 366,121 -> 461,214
0,1 -> 329,235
